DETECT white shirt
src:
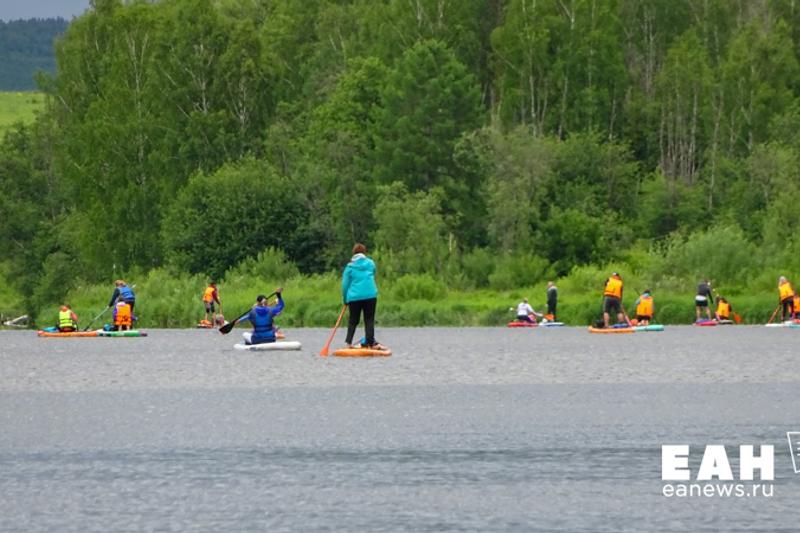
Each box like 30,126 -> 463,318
516,302 -> 534,316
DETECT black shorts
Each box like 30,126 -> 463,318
695,298 -> 708,308
205,301 -> 215,313
603,296 -> 621,314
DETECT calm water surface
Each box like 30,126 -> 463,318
1,326 -> 799,531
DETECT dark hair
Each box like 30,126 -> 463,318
352,243 -> 367,255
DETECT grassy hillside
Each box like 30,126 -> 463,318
0,91 -> 43,136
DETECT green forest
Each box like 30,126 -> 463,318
0,18 -> 68,90
2,0 -> 800,327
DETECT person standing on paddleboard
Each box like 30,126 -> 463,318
342,243 -> 385,350
778,276 -> 796,322
108,280 -> 136,314
602,273 -> 624,328
202,282 -> 222,326
694,279 -> 713,321
237,289 -> 284,345
546,281 -> 558,321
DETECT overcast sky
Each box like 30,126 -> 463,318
1,0 -> 91,21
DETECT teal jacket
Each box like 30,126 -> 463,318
342,253 -> 378,303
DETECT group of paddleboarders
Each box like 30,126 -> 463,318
212,242 -> 386,349
53,280 -> 137,332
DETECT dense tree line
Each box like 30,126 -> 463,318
2,0 -> 800,315
0,18 -> 68,90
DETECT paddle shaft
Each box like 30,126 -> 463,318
219,291 -> 277,334
83,307 -> 109,331
767,304 -> 780,325
320,304 -> 347,356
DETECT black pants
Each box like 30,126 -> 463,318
345,298 -> 377,345
547,302 -> 556,318
782,299 -> 794,321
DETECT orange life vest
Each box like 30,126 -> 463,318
779,280 -> 794,301
203,286 -> 216,303
114,302 -> 132,327
794,295 -> 800,313
636,295 -> 653,317
716,301 -> 731,319
604,277 -> 623,298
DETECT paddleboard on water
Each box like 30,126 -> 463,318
540,322 -> 565,327
633,324 -> 664,332
588,326 -> 634,334
96,330 -> 148,337
694,319 -> 717,327
507,321 -> 537,328
765,321 -> 800,329
332,347 -> 392,357
37,330 -> 98,337
715,319 -> 734,325
234,341 -> 302,351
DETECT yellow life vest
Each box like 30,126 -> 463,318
58,309 -> 75,329
636,295 -> 653,317
203,286 -> 216,303
779,281 -> 794,301
604,277 -> 623,298
716,301 -> 731,319
114,302 -> 132,327
793,295 -> 800,313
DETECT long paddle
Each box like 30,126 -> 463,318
219,291 -> 276,334
83,307 -> 109,331
766,304 -> 781,325
319,304 -> 347,356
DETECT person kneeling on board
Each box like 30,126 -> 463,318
602,273 -> 625,328
633,290 -> 653,326
238,289 -> 284,345
515,298 -> 540,323
57,304 -> 79,332
715,297 -> 733,321
112,298 -> 133,331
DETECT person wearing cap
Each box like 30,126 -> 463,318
108,280 -> 136,314
236,288 -> 284,345
695,279 -> 713,321
602,272 -> 624,327
515,298 -> 538,323
342,243 -> 385,350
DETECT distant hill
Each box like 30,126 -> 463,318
0,18 -> 68,90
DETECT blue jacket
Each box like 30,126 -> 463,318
238,296 -> 284,344
342,253 -> 378,303
108,285 -> 136,307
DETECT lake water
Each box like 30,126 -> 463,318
2,326 -> 799,531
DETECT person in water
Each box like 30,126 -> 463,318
342,243 -> 385,350
57,304 -> 79,332
778,276 -> 795,321
515,298 -> 538,323
108,279 -> 136,314
202,282 -> 222,326
237,289 -> 284,345
633,290 -> 654,326
715,297 -> 733,321
602,272 -> 624,327
695,279 -> 713,321
112,298 -> 133,331
546,281 -> 558,321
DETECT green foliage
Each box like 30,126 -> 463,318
390,274 -> 447,302
162,159 -> 309,279
224,247 -> 300,285
488,253 -> 553,291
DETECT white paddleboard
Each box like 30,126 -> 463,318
234,341 -> 302,351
